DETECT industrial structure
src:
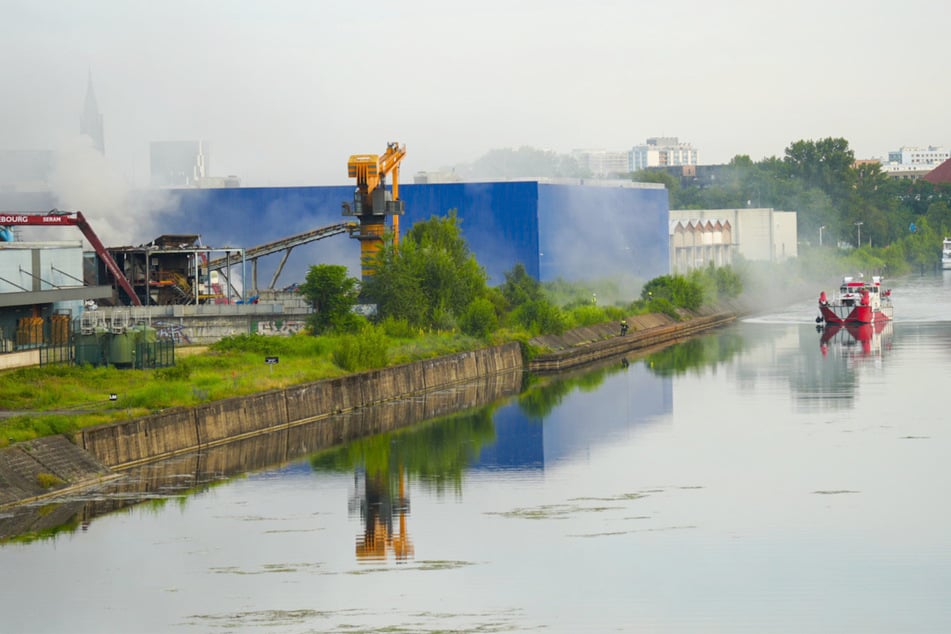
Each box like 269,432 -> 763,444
146,178 -> 671,288
668,207 -> 798,273
342,142 -> 406,279
0,210 -> 141,305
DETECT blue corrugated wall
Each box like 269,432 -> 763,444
2,181 -> 669,288
537,184 -> 669,283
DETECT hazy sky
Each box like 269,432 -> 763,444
1,0 -> 948,189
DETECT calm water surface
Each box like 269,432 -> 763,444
2,274 -> 951,633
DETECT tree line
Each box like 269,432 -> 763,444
633,137 -> 951,272
299,210 -> 741,355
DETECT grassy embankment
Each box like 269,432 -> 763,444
1,255 -> 848,448
0,330 -> 487,448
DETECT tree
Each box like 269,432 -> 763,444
298,264 -> 361,334
362,211 -> 489,330
500,263 -> 543,309
783,137 -> 857,217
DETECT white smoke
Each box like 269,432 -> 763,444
43,134 -> 168,248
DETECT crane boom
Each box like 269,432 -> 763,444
0,210 -> 142,305
343,142 -> 406,280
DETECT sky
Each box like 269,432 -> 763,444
1,0 -> 949,190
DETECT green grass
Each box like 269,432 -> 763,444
0,331 -> 488,447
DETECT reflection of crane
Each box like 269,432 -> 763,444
354,466 -> 413,563
0,210 -> 142,305
342,142 -> 406,280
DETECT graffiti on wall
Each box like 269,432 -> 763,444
154,321 -> 191,345
254,320 -> 307,336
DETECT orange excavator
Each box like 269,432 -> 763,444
342,142 -> 406,280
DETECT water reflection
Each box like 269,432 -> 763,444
819,321 -> 894,360
0,370 -> 524,544
5,301 -> 951,633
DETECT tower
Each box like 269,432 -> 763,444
80,71 -> 105,154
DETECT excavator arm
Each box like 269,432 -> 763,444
0,210 -> 142,305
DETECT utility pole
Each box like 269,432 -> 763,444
855,222 -> 863,248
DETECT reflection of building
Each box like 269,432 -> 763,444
473,362 -> 672,470
670,207 -> 797,265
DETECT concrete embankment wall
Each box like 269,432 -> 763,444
528,311 -> 737,372
77,341 -> 524,470
0,436 -> 115,508
1,310 -> 738,511
1,369 -> 524,538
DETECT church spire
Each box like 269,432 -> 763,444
81,70 -> 105,154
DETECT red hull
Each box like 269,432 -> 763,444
818,303 -> 891,325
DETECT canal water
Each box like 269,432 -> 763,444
2,273 -> 951,633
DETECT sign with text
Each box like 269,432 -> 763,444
265,356 -> 279,365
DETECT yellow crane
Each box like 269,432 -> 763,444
343,141 -> 406,280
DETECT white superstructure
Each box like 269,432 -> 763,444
942,237 -> 951,270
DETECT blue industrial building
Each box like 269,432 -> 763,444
148,180 -> 670,288
2,180 -> 669,292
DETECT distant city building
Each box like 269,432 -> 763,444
197,175 -> 242,189
669,219 -> 734,273
80,72 -> 105,155
669,207 -> 797,270
630,137 -> 698,171
876,146 -> 950,181
887,146 -> 949,166
413,170 -> 462,184
923,158 -> 951,186
150,141 -> 209,188
570,149 -> 630,177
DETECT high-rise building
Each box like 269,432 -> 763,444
886,146 -> 949,166
150,141 -> 209,187
630,137 -> 698,171
570,149 -> 631,177
80,72 -> 105,154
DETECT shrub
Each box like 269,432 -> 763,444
156,363 -> 193,381
331,325 -> 389,372
380,316 -> 416,339
511,299 -> 568,336
648,297 -> 681,320
459,298 -> 499,338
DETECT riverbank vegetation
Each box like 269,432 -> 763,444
1,219 -> 743,447
10,132 -> 948,445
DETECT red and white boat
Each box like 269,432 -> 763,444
817,276 -> 893,325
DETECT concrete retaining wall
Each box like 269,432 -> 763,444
0,436 -> 115,507
77,341 -> 523,470
528,312 -> 736,372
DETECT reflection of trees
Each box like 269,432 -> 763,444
643,332 -> 745,376
517,362 -> 619,419
310,405 -> 500,563
310,405 -> 498,495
